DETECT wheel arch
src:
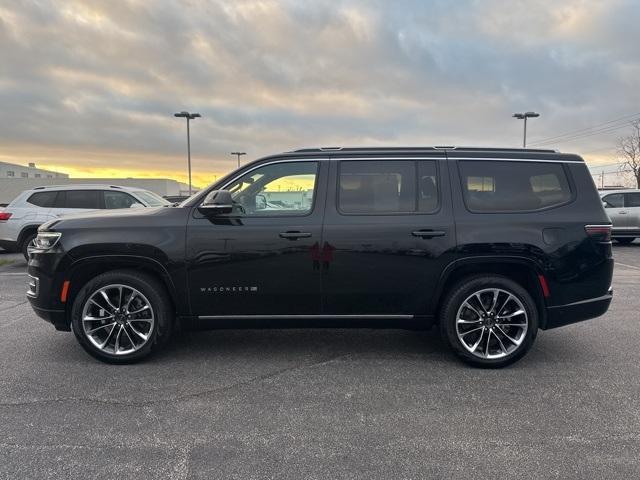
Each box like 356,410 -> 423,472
65,255 -> 182,325
17,224 -> 41,248
432,256 -> 548,328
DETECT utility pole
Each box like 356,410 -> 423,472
513,112 -> 540,148
231,151 -> 246,169
174,111 -> 201,195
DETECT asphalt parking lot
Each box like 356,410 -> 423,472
1,243 -> 639,479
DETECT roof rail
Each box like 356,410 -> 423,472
290,146 -> 559,154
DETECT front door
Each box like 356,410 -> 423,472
186,159 -> 326,317
602,193 -> 631,229
321,155 -> 456,316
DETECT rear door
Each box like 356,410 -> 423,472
321,154 -> 456,316
49,190 -> 102,217
624,192 -> 640,231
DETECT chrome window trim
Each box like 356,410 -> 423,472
199,314 -> 414,320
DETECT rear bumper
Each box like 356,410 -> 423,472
543,288 -> 613,329
0,239 -> 17,252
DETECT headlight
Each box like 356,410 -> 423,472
33,232 -> 61,250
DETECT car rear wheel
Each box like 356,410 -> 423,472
440,275 -> 538,368
71,270 -> 174,364
615,237 -> 635,245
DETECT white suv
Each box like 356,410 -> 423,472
0,185 -> 171,259
600,189 -> 640,244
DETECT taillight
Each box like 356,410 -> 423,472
0,212 -> 12,222
585,225 -> 612,242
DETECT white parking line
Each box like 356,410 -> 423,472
0,272 -> 27,276
616,262 -> 640,271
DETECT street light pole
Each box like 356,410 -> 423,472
230,151 -> 246,169
512,111 -> 540,148
174,111 -> 201,195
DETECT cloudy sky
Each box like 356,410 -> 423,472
1,0 -> 639,186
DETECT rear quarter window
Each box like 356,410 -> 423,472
459,160 -> 573,213
26,191 -> 58,208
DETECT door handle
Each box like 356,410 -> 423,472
279,231 -> 312,240
412,229 -> 446,239
619,211 -> 628,214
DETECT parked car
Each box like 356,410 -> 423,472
162,195 -> 191,204
26,147 -> 613,367
600,189 -> 640,244
0,185 -> 170,259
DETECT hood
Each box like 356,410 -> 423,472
39,206 -> 173,232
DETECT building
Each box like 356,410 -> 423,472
0,161 -> 68,180
0,161 -> 195,204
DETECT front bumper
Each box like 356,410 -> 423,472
29,303 -> 69,331
27,252 -> 71,331
543,287 -> 613,329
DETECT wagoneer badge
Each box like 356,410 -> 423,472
200,286 -> 259,293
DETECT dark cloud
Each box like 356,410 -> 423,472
0,0 -> 639,175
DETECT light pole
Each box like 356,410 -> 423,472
174,111 -> 201,195
513,111 -> 540,148
231,151 -> 246,168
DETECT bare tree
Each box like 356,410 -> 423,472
618,120 -> 640,188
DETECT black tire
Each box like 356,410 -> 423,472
21,233 -> 37,261
615,237 -> 635,245
71,270 -> 174,364
439,275 -> 538,368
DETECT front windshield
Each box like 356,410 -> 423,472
134,190 -> 171,207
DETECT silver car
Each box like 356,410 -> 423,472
600,189 -> 640,244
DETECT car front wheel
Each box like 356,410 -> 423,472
71,270 -> 174,363
440,275 -> 538,368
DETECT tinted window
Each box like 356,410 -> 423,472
603,193 -> 624,208
26,191 -> 58,208
459,161 -> 572,212
225,162 -> 318,216
626,193 -> 640,208
338,160 -> 439,214
64,190 -> 100,209
103,191 -> 138,209
418,161 -> 439,213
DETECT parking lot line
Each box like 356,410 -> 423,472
615,262 -> 640,271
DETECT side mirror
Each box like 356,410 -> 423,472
130,202 -> 144,209
198,190 -> 234,215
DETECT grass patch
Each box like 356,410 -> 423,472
0,259 -> 14,267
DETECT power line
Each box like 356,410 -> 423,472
531,121 -> 638,147
529,111 -> 640,146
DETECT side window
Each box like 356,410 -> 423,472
625,193 -> 640,208
603,193 -> 624,208
418,161 -> 439,213
64,190 -> 100,209
339,160 -> 416,214
338,160 -> 440,214
225,162 -> 318,216
26,191 -> 58,208
459,160 -> 572,212
103,191 -> 138,209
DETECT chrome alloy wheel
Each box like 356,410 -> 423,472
455,288 -> 528,360
81,284 -> 155,355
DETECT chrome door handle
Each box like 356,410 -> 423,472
279,231 -> 312,240
619,211 -> 628,214
412,230 -> 446,239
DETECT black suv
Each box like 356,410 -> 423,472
27,147 -> 613,367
